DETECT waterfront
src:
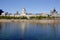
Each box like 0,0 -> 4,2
0,22 -> 60,40
0,19 -> 60,23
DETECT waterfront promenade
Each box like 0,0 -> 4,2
0,19 -> 60,23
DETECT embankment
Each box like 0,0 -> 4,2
0,19 -> 60,23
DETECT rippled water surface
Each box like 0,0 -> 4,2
0,22 -> 60,40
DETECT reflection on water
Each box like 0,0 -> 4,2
0,22 -> 60,40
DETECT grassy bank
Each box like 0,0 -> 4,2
0,16 -> 27,19
0,16 -> 59,20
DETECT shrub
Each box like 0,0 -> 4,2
20,16 -> 27,19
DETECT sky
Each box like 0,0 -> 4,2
0,0 -> 60,14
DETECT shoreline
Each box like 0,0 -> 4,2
0,19 -> 60,23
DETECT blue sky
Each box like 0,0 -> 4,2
0,0 -> 60,14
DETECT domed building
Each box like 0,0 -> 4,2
50,9 -> 58,16
20,8 -> 27,15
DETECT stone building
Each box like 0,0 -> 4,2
20,8 -> 26,16
1,8 -> 60,18
50,9 -> 58,17
40,12 -> 48,17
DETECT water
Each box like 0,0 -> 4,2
0,22 -> 60,40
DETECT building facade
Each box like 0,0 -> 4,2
1,8 -> 60,18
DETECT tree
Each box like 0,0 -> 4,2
0,9 -> 4,15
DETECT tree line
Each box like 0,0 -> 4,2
0,9 -> 4,15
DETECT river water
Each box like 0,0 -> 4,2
0,22 -> 60,40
